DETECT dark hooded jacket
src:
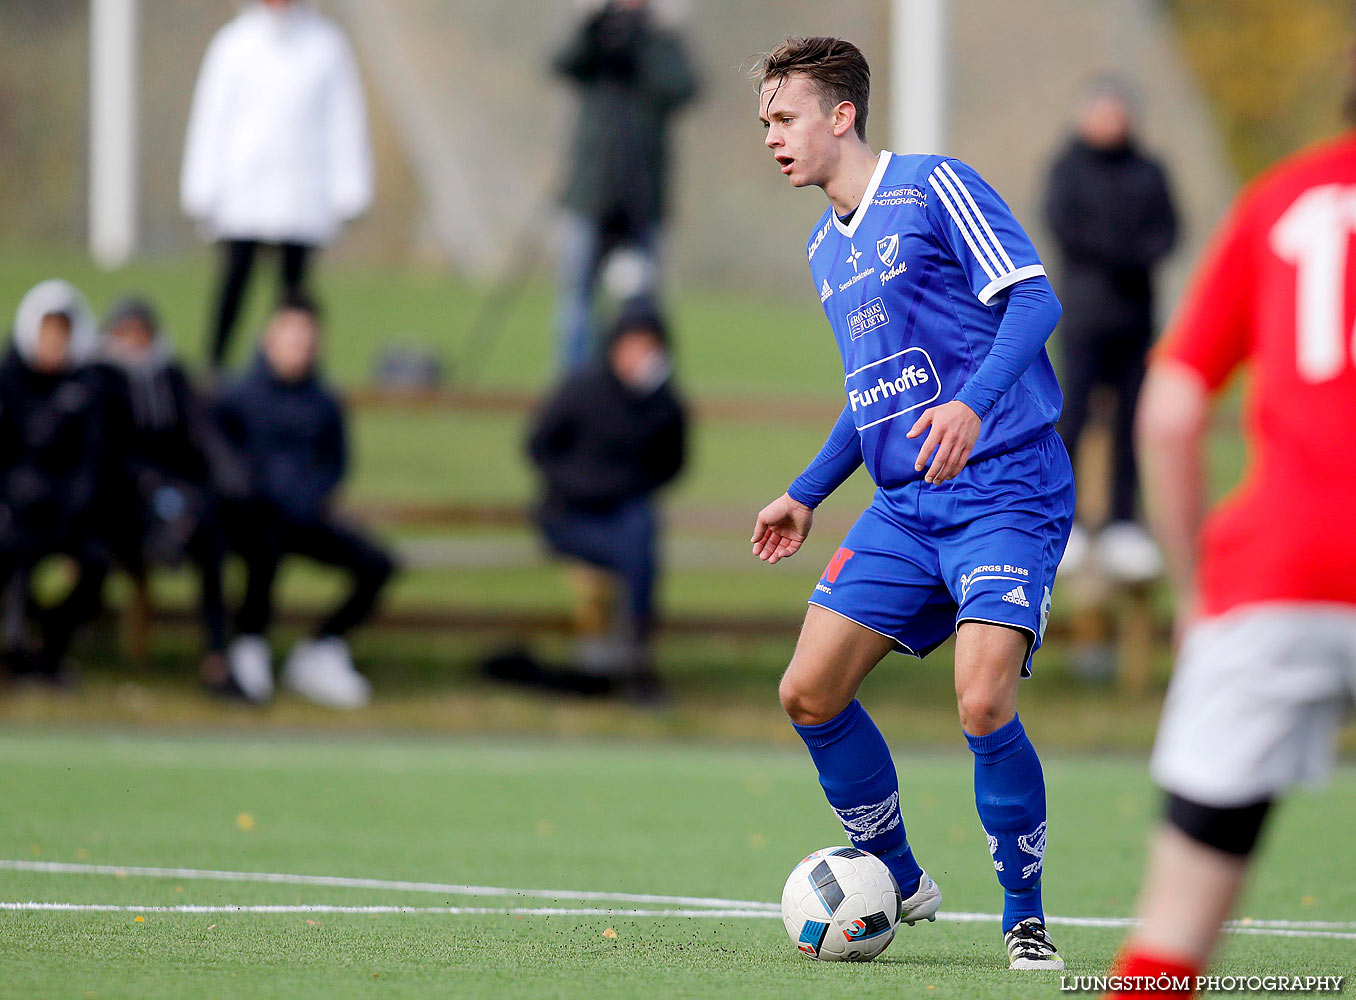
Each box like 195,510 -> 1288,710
97,304 -> 246,501
0,349 -> 105,543
0,281 -> 104,549
527,359 -> 686,514
213,355 -> 346,523
101,359 -> 213,487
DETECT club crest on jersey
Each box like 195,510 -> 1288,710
820,279 -> 833,303
876,234 -> 900,267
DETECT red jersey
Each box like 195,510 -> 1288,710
1159,132 -> 1356,616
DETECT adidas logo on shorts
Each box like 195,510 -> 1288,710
1001,586 -> 1030,608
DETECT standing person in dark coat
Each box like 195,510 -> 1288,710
92,298 -> 246,686
1044,77 -> 1178,582
527,299 -> 687,690
214,294 -> 394,709
552,0 -> 699,371
0,281 -> 106,683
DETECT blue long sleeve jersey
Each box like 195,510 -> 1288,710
787,152 -> 1064,508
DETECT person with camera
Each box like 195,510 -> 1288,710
551,0 -> 699,370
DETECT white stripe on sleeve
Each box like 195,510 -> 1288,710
938,161 -> 1016,272
977,263 -> 1046,305
928,173 -> 1000,282
929,168 -> 1005,278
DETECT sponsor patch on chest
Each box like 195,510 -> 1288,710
843,347 -> 942,429
846,297 -> 889,340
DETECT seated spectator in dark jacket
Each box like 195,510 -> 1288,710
93,298 -> 246,685
215,294 -> 394,709
0,280 -> 107,683
527,300 -> 687,689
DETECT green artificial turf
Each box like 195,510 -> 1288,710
0,732 -> 1351,999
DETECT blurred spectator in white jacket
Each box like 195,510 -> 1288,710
181,0 -> 373,370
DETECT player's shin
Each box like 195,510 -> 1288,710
792,699 -> 926,893
966,714 -> 1048,931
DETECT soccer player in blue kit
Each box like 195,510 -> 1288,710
750,37 -> 1073,970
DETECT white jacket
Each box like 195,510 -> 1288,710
180,3 -> 373,245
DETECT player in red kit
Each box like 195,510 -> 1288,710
1105,99 -> 1356,998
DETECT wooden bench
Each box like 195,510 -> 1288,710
111,387 -> 1177,689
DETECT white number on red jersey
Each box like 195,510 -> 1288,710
1269,183 -> 1356,382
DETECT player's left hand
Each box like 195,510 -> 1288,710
907,400 -> 981,484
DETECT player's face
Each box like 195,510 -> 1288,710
760,73 -> 839,189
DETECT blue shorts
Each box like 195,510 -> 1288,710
808,430 -> 1075,675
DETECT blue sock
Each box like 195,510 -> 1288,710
793,699 -> 925,894
966,714 -> 1047,932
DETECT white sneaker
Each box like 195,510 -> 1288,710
282,637 -> 372,709
1097,521 -> 1164,583
1005,917 -> 1065,970
899,871 -> 943,925
1058,523 -> 1091,575
226,635 -> 274,703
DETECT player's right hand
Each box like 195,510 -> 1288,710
751,493 -> 814,564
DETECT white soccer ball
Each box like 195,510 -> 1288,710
780,847 -> 903,961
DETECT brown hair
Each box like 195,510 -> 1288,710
757,36 -> 871,140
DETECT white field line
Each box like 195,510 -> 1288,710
2,859 -> 1353,941
940,911 -> 1356,940
2,901 -> 1356,941
0,902 -> 773,919
0,859 -> 779,912
938,910 -> 1356,932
